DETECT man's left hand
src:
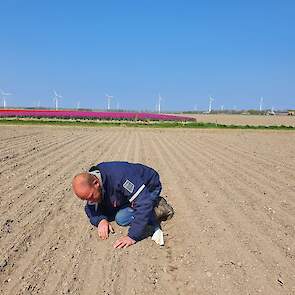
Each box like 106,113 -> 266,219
113,236 -> 136,249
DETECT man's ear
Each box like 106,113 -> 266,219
93,178 -> 99,188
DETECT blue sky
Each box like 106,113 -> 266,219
0,0 -> 294,111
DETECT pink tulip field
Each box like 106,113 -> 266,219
0,109 -> 194,122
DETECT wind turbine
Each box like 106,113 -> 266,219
259,97 -> 263,111
158,94 -> 162,113
208,96 -> 214,113
76,101 -> 80,110
0,89 -> 12,108
105,94 -> 113,110
35,100 -> 41,108
53,90 -> 62,110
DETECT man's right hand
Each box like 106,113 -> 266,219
98,219 -> 114,240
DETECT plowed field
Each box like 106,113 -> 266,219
177,114 -> 295,127
0,126 -> 295,295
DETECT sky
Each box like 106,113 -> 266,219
0,0 -> 294,111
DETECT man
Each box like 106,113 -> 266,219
72,161 -> 174,249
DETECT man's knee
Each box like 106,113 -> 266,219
115,207 -> 134,226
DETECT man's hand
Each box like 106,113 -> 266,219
113,236 -> 136,249
98,219 -> 114,240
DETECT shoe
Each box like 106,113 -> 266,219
152,227 -> 164,246
154,196 -> 174,222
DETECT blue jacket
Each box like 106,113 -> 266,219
84,161 -> 162,241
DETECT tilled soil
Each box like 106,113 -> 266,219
0,125 -> 294,295
178,114 -> 295,127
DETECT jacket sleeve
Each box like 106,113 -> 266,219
84,203 -> 108,227
127,187 -> 156,241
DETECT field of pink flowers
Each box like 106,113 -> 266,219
0,109 -> 194,122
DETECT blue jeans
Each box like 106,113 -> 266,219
115,206 -> 135,226
115,188 -> 160,227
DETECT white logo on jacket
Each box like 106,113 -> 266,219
123,179 -> 135,193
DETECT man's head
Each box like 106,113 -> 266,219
72,172 -> 102,203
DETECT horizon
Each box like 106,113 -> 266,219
0,105 -> 292,113
0,1 -> 294,111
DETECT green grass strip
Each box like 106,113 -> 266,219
0,118 -> 294,130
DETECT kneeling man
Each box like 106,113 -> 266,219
72,161 -> 174,249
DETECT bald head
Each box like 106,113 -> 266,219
72,172 -> 102,203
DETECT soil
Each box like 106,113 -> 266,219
178,114 -> 295,127
0,125 -> 295,295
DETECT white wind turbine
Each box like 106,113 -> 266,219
105,94 -> 113,110
158,93 -> 162,113
0,89 -> 12,108
34,100 -> 41,108
259,97 -> 263,111
76,101 -> 80,110
53,90 -> 62,110
208,96 -> 214,113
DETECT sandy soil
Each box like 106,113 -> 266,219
0,125 -> 295,295
178,114 -> 295,127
